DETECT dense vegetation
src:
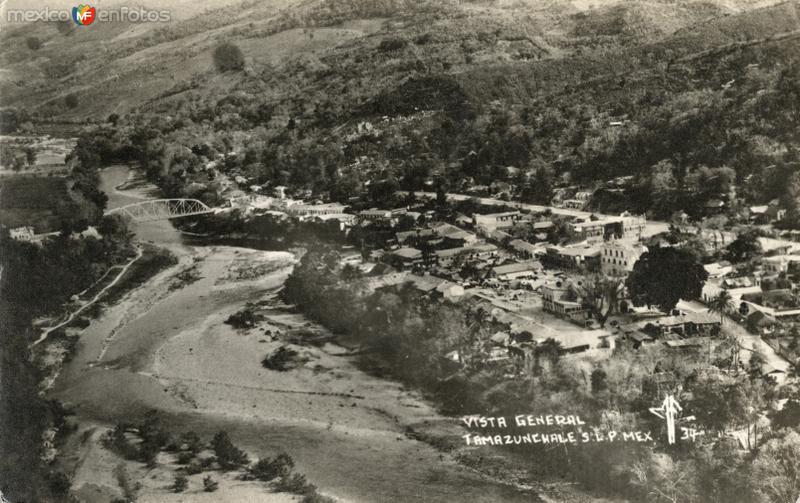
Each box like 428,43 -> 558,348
3,1 -> 798,224
281,245 -> 797,502
0,152 -> 132,502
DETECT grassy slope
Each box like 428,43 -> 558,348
1,0 -> 791,124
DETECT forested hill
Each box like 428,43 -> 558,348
1,0 -> 798,220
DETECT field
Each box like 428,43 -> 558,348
0,175 -> 68,232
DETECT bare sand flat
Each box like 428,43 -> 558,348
52,243 -> 536,502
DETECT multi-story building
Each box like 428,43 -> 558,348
600,241 -> 647,276
542,282 -> 588,323
287,203 -> 348,217
473,211 -> 521,231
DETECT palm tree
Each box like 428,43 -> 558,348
707,290 -> 734,325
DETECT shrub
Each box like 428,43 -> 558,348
302,492 -> 337,503
275,473 -> 315,495
177,451 -> 194,465
65,93 -> 79,109
172,474 -> 188,493
225,307 -> 263,329
26,36 -> 42,50
213,42 -> 245,72
211,431 -> 249,469
261,346 -> 303,371
185,462 -> 203,475
203,475 -> 219,492
250,453 -> 295,481
378,38 -> 407,52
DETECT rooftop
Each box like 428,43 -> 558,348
492,261 -> 542,275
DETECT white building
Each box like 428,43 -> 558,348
600,241 -> 647,276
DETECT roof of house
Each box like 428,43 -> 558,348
475,211 -> 520,219
392,247 -> 422,259
664,339 -> 703,348
492,261 -> 542,276
630,331 -> 655,342
396,229 -> 435,241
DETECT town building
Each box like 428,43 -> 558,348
287,203 -> 348,217
571,214 -> 646,241
9,226 -> 36,242
490,261 -> 542,281
473,211 -> 521,231
387,247 -> 423,270
600,241 -> 646,276
434,243 -> 498,268
542,282 -> 588,323
544,245 -> 601,271
359,208 -> 407,226
508,239 -> 541,259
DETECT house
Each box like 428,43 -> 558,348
663,339 -> 704,350
542,282 -> 588,323
9,226 -> 35,242
750,201 -> 787,224
387,247 -> 423,270
762,255 -> 800,275
287,203 -> 349,217
619,323 -> 655,349
434,243 -> 498,268
544,245 -> 601,271
600,241 -> 646,276
571,214 -> 646,241
644,312 -> 720,337
704,261 -> 733,279
758,237 -> 800,255
473,211 -> 521,231
491,261 -> 542,281
509,239 -> 542,259
430,222 -> 478,245
359,208 -> 406,226
395,228 -> 436,245
435,281 -> 466,301
760,363 -> 787,384
704,199 -> 725,214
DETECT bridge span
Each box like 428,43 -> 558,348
105,199 -> 215,222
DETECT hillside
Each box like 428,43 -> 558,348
0,0 -> 787,120
1,0 -> 798,223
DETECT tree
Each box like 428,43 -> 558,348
725,231 -> 762,264
211,431 -> 249,470
203,476 -> 219,492
750,430 -> 800,503
172,474 -> 188,493
250,453 -> 295,481
626,246 -> 708,312
771,399 -> 800,430
590,368 -> 608,394
65,93 -> 79,109
574,276 -> 624,327
24,147 -> 36,166
26,36 -> 41,50
707,290 -> 734,325
213,42 -> 245,72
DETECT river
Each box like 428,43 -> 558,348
49,165 -> 538,503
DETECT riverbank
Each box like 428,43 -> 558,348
37,165 -> 542,502
48,238 -> 540,502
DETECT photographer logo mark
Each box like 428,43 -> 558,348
72,5 -> 96,25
